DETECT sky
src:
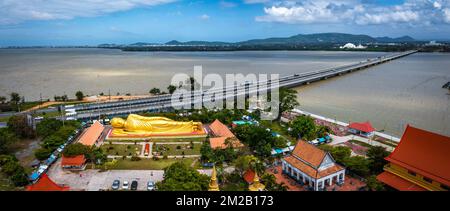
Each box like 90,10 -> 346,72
1,0 -> 450,46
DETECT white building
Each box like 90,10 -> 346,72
340,43 -> 367,49
282,141 -> 346,191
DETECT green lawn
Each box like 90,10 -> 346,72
153,143 -> 202,156
107,158 -> 196,170
101,144 -> 142,156
0,115 -> 10,122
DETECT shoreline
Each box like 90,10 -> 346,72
291,108 -> 401,142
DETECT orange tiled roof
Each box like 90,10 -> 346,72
61,155 -> 86,166
284,141 -> 344,179
26,174 -> 69,191
385,125 -> 450,187
78,121 -> 105,146
291,141 -> 326,167
209,137 -> 244,149
209,119 -> 235,138
377,171 -> 427,191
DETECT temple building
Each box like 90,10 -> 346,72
61,155 -> 87,170
26,173 -> 69,191
377,125 -> 450,191
282,141 -> 346,191
208,166 -> 220,191
348,121 -> 376,137
78,121 -> 106,147
208,119 -> 244,150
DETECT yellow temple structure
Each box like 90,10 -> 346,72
208,166 -> 220,191
248,171 -> 265,191
107,114 -> 206,139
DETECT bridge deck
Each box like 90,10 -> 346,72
68,50 -> 417,120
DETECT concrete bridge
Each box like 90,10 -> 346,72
67,50 -> 417,120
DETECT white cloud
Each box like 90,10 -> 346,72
0,0 -> 177,25
200,14 -> 210,20
256,0 -> 450,26
444,8 -> 450,23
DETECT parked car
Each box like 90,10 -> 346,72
122,181 -> 129,190
111,180 -> 120,190
131,181 -> 138,191
147,181 -> 155,191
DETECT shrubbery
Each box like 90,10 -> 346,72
0,155 -> 28,187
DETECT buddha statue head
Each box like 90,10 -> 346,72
111,117 -> 125,128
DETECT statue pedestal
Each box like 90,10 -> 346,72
106,127 -> 207,141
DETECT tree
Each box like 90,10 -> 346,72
261,173 -> 288,191
63,143 -> 91,157
289,115 -> 317,141
157,162 -> 210,191
75,91 -> 84,101
233,155 -> 261,174
0,96 -> 6,104
36,118 -> 62,138
0,128 -> 17,154
10,92 -> 20,105
167,85 -> 177,94
233,124 -> 275,158
366,146 -> 389,175
7,115 -> 35,138
34,148 -> 53,161
149,88 -> 161,95
366,175 -> 386,191
330,146 -> 352,164
278,87 -> 299,120
200,141 -> 214,162
345,156 -> 370,177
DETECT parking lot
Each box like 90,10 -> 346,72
47,160 -> 164,191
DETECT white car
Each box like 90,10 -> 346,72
122,181 -> 129,190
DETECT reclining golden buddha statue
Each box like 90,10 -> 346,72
110,114 -> 203,135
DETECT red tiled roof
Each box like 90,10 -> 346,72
243,169 -> 255,184
78,121 -> 105,146
377,172 -> 427,191
291,141 -> 326,167
385,125 -> 450,186
26,174 -> 69,191
61,155 -> 86,166
348,121 -> 376,133
209,119 -> 235,138
209,137 -> 244,149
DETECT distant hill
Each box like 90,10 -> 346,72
162,33 -> 416,46
99,33 -> 417,48
239,33 -> 377,45
375,36 -> 415,43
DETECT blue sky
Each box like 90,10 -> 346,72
1,0 -> 450,46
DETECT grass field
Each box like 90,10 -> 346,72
153,143 -> 202,156
101,144 -> 142,156
107,158 -> 196,170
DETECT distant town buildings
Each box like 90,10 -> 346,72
377,125 -> 450,191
